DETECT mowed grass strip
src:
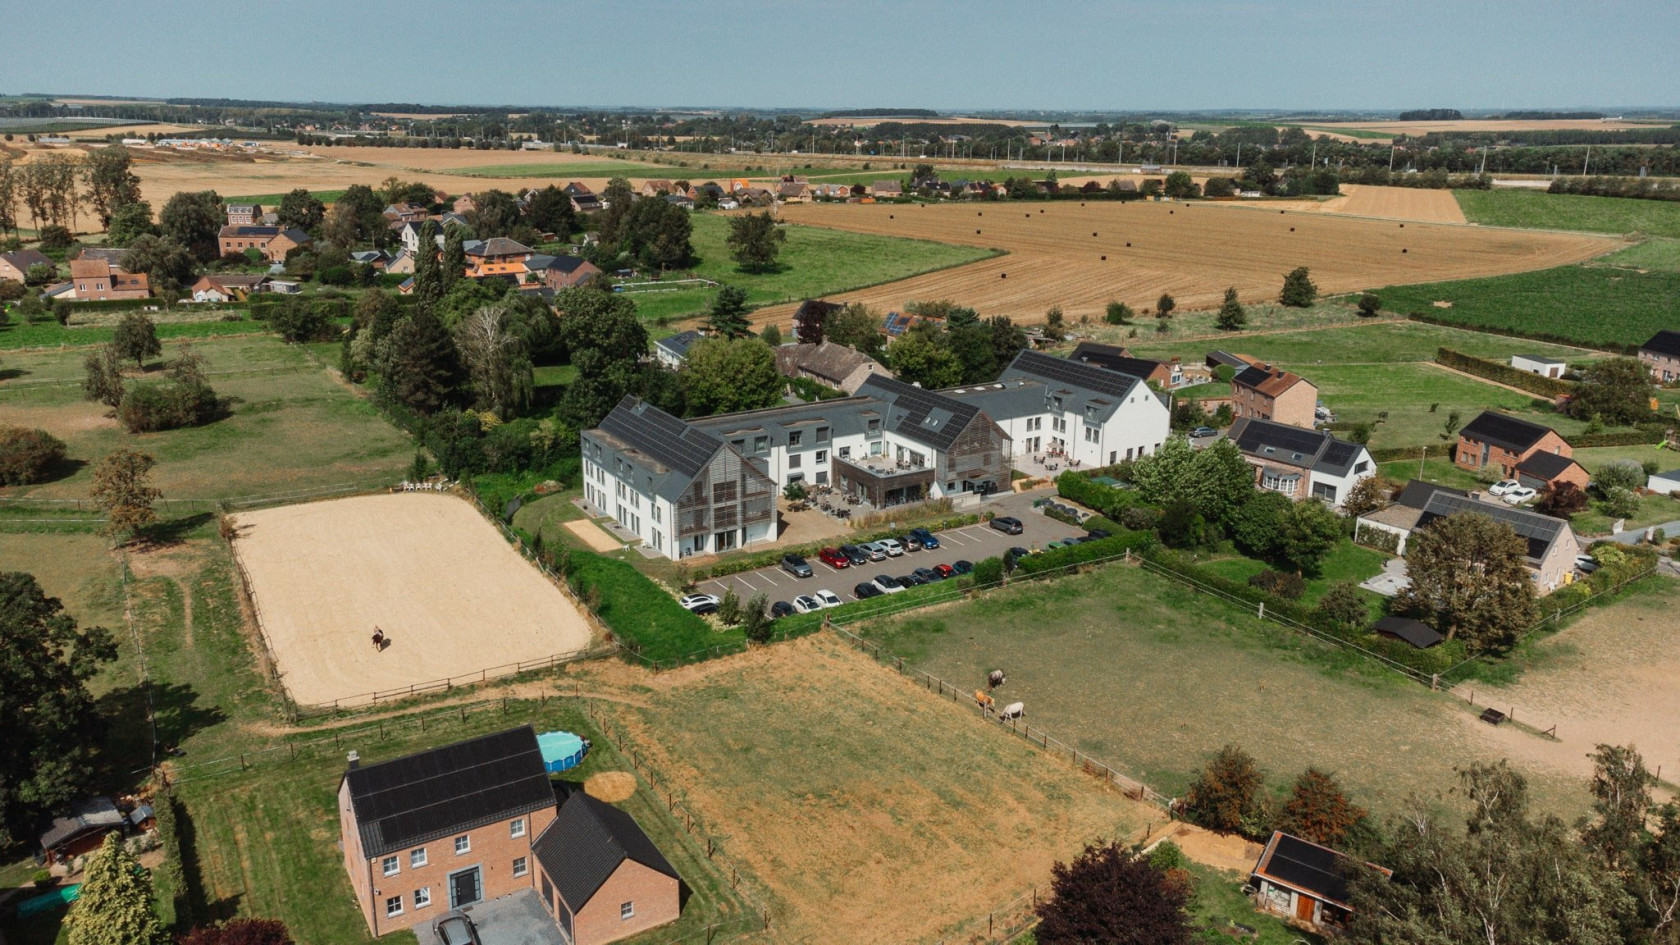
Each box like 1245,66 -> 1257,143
1375,262 -> 1680,349
605,636 -> 1146,945
0,334 -> 413,501
857,566 -> 1589,820
0,315 -> 272,350
1456,189 -> 1680,238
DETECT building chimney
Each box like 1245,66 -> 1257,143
347,750 -> 360,770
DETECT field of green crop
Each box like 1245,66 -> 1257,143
1456,189 -> 1680,239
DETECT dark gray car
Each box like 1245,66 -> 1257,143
435,913 -> 480,945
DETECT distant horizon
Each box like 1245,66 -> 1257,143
8,0 -> 1676,114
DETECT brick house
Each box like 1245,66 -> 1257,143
1639,330 -> 1680,385
531,791 -> 681,945
1455,410 -> 1572,479
0,248 -> 53,284
338,726 -> 679,941
1355,480 -> 1582,592
67,259 -> 150,300
1226,416 -> 1375,509
1069,341 -> 1183,389
525,253 -> 602,290
773,340 -> 894,394
1231,364 -> 1318,428
218,225 -> 312,263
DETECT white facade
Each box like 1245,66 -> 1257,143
1511,355 -> 1566,379
1306,451 -> 1376,510
580,455 -> 775,559
960,384 -> 1171,467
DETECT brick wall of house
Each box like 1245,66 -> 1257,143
341,790 -> 555,937
571,860 -> 682,945
1269,382 -> 1318,429
1460,429 -> 1572,475
1642,351 -> 1680,384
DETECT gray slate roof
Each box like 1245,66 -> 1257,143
1228,417 -> 1366,476
40,797 -> 124,850
655,329 -> 703,360
343,726 -> 555,859
533,790 -> 677,910
774,340 -> 887,386
855,374 -> 987,452
466,237 -> 533,258
1416,492 -> 1569,562
1458,410 -> 1554,454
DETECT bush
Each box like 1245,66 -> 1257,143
1248,568 -> 1306,600
1313,582 -> 1370,632
0,426 -> 68,485
116,380 -> 219,433
37,224 -> 74,251
1600,486 -> 1640,519
971,556 -> 1005,586
1011,530 -> 1158,577
1594,459 -> 1647,492
1181,745 -> 1271,839
717,587 -> 742,626
1354,525 -> 1401,554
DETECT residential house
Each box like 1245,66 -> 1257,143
218,225 -> 312,263
0,249 -> 53,284
1455,411 -> 1573,480
1354,480 -> 1581,591
225,203 -> 258,226
191,272 -> 268,302
453,194 -> 477,215
39,797 -> 128,866
531,791 -> 681,945
692,182 -> 726,203
777,181 -> 811,203
1250,831 -> 1390,933
1513,450 -> 1589,493
773,340 -> 894,395
1069,341 -> 1183,389
1639,330 -> 1680,384
870,180 -> 903,199
1231,363 -> 1318,428
1511,354 -> 1566,379
638,180 -> 674,198
1227,416 -> 1375,509
463,237 -> 536,281
1206,350 -> 1256,372
385,249 -> 416,275
653,330 -> 703,369
663,192 -> 695,210
66,259 -> 149,300
338,726 -> 679,942
525,254 -> 602,290
74,246 -> 132,268
351,250 -> 390,269
566,183 -> 603,213
383,203 -> 428,223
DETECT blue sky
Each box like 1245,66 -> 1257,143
9,0 -> 1677,111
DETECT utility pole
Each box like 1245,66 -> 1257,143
1582,145 -> 1591,176
1235,142 -> 1242,171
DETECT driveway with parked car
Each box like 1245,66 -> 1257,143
699,505 -> 1087,608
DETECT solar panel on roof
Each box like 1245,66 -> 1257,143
1006,350 -> 1139,398
598,397 -> 723,479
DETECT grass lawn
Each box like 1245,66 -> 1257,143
1199,539 -> 1391,610
1185,861 -> 1322,944
222,188 -> 348,206
856,565 -> 1590,819
1127,317 -> 1593,368
1300,362 -> 1558,450
0,334 -> 414,502
1374,262 -> 1678,350
1456,189 -> 1680,239
0,315 -> 271,350
1592,237 -> 1680,272
622,212 -> 995,323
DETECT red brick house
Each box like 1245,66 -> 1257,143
1231,363 -> 1318,428
1069,341 -> 1183,388
1639,330 -> 1680,385
218,225 -> 312,263
67,259 -> 150,300
1455,411 -> 1573,481
0,248 -> 53,284
338,726 -> 679,941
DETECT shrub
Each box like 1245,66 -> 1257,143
1012,530 -> 1157,577
1313,582 -> 1370,632
1594,459 -> 1647,492
37,224 -> 74,251
971,556 -> 1005,586
717,587 -> 742,626
0,426 -> 68,485
1354,525 -> 1401,554
1248,568 -> 1306,600
116,380 -> 219,433
1181,745 -> 1271,839
1600,486 -> 1640,519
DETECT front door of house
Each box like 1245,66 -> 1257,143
449,867 -> 482,908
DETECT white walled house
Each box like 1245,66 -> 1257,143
948,350 -> 1171,466
1227,417 -> 1375,510
1511,355 -> 1566,378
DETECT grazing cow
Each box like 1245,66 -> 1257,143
988,670 -> 1006,689
372,628 -> 386,651
998,701 -> 1025,721
974,690 -> 994,711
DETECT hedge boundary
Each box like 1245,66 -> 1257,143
1435,347 -> 1575,397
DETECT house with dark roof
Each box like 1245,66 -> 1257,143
1069,341 -> 1183,388
39,797 -> 128,866
531,790 -> 681,945
337,726 -> 680,942
0,249 -> 53,284
1455,410 -> 1573,480
1231,363 -> 1319,429
526,253 -> 601,291
1514,450 -> 1589,493
653,329 -> 703,368
1639,330 -> 1680,384
953,349 -> 1172,467
191,272 -> 269,302
774,340 -> 894,394
1251,831 -> 1390,932
566,182 -> 603,213
1355,479 -> 1579,591
1354,479 -> 1468,554
1226,417 -> 1375,509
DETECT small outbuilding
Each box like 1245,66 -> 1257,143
1510,354 -> 1566,379
39,797 -> 127,865
1251,830 -> 1390,933
1373,615 -> 1444,649
1648,469 -> 1680,496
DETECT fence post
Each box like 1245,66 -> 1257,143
1257,601 -> 1264,620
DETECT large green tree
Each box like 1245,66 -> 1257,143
0,572 -> 117,846
104,200 -> 157,247
82,146 -> 142,229
111,311 -> 161,368
275,188 -> 325,232
554,287 -> 648,428
1280,266 -> 1318,307
158,190 -> 224,262
704,285 -> 752,338
887,329 -> 962,389
1278,498 -> 1344,575
1215,286 -> 1247,331
1393,511 -> 1539,653
680,337 -> 782,416
120,234 -> 196,295
726,211 -> 787,272
411,221 -> 443,313
524,185 -> 578,238
823,302 -> 885,359
455,303 -> 534,419
381,309 -> 462,414
1132,438 -> 1255,526
1571,357 -> 1655,426
467,189 -> 522,237
64,833 -> 165,945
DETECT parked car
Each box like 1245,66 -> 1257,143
1575,554 -> 1601,573
1488,479 -> 1521,496
792,594 -> 823,614
1045,540 -> 1073,551
950,559 -> 974,575
679,594 -> 720,614
1190,426 -> 1218,438
781,554 -> 813,578
873,574 -> 907,594
900,533 -> 923,551
878,537 -> 905,557
909,527 -> 940,550
854,582 -> 883,599
814,589 -> 843,608
1502,486 -> 1538,505
818,547 -> 850,569
991,516 -> 1024,535
933,563 -> 956,579
860,541 -> 888,561
840,544 -> 869,567
1086,528 -> 1112,540
899,572 -> 927,587
912,566 -> 943,583
770,600 -> 795,619
434,913 -> 481,945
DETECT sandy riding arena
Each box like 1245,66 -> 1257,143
231,492 -> 596,708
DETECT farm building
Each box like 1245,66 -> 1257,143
337,726 -> 678,941
1231,364 -> 1319,429
1356,480 -> 1581,592
1455,411 -> 1574,481
1510,354 -> 1566,378
1226,417 -> 1375,510
774,340 -> 894,394
1250,831 -> 1390,933
1639,330 -> 1680,384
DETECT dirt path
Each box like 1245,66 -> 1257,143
1424,360 -> 1552,397
1145,822 -> 1265,875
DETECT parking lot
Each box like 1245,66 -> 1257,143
698,508 -> 1089,606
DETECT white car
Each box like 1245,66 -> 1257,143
814,589 -> 844,609
1502,486 -> 1538,505
1575,554 -> 1600,573
792,594 -> 824,614
679,594 -> 721,614
872,574 -> 907,594
1488,479 -> 1521,496
878,538 -> 905,557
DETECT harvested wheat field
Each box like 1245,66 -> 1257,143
592,635 -> 1151,945
1297,184 -> 1469,224
760,199 -> 1614,323
230,492 -> 596,708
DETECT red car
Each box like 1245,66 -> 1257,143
933,563 -> 956,579
818,547 -> 850,569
